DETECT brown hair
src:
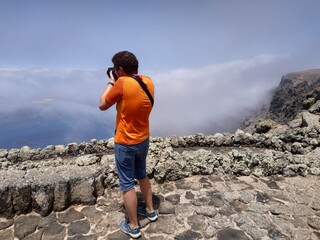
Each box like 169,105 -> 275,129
112,51 -> 139,74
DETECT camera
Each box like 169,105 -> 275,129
107,67 -> 118,81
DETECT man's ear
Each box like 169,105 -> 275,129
117,67 -> 127,76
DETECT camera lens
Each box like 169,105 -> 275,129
107,67 -> 118,81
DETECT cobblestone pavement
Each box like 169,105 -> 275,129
0,174 -> 319,240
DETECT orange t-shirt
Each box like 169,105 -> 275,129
105,75 -> 154,145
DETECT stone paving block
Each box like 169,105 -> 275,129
266,188 -> 291,202
175,179 -> 202,190
224,190 -> 241,202
14,215 -> 41,239
191,196 -> 211,206
229,182 -> 253,191
212,182 -> 230,195
293,203 -> 316,216
80,206 -> 105,224
256,191 -> 271,203
187,214 -> 206,231
291,228 -> 312,240
175,229 -> 202,240
145,216 -> 176,235
219,203 -> 236,216
57,208 -> 85,224
0,228 -> 14,240
185,191 -> 194,199
104,211 -> 124,232
238,222 -> 266,239
91,218 -> 109,237
105,230 -> 131,240
158,201 -> 175,215
67,234 -> 98,240
271,215 -> 295,237
247,201 -> 270,213
203,225 -> 218,239
147,235 -> 168,240
23,228 -> 45,240
267,228 -> 291,240
0,217 -> 14,230
38,213 -> 57,228
246,211 -> 272,229
270,202 -> 292,216
165,194 -> 180,205
312,231 -> 320,239
175,203 -> 196,215
292,215 -> 308,228
217,228 -> 251,240
311,199 -> 320,211
96,196 -> 123,212
195,206 -> 218,218
208,193 -> 225,207
308,216 -> 320,230
239,190 -> 255,203
67,219 -> 90,236
265,180 -> 280,189
42,222 -> 66,240
229,199 -> 248,213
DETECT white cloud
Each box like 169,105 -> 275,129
32,98 -> 56,105
149,55 -> 287,136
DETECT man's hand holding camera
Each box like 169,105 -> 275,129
107,67 -> 118,85
99,67 -> 118,110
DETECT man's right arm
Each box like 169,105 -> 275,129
99,83 -> 114,111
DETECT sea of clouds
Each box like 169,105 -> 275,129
0,54 -> 304,149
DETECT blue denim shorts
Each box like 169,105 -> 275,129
114,138 -> 149,191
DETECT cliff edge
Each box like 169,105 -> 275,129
242,68 -> 320,134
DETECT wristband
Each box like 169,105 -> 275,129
108,82 -> 114,86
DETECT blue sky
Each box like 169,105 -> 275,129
1,0 -> 320,148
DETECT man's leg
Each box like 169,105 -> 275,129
139,177 -> 154,211
114,142 -> 140,230
123,189 -> 139,228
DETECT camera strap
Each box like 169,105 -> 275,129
131,75 -> 154,107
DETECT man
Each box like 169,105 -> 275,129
99,51 -> 157,238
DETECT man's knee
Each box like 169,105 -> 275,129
138,176 -> 148,182
138,177 -> 151,187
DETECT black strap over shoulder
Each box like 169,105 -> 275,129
131,75 -> 154,107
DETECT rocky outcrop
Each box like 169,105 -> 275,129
242,69 -> 320,136
268,69 -> 320,123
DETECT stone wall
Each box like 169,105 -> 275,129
1,127 -> 320,218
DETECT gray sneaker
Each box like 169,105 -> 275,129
120,220 -> 141,239
137,206 -> 158,221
